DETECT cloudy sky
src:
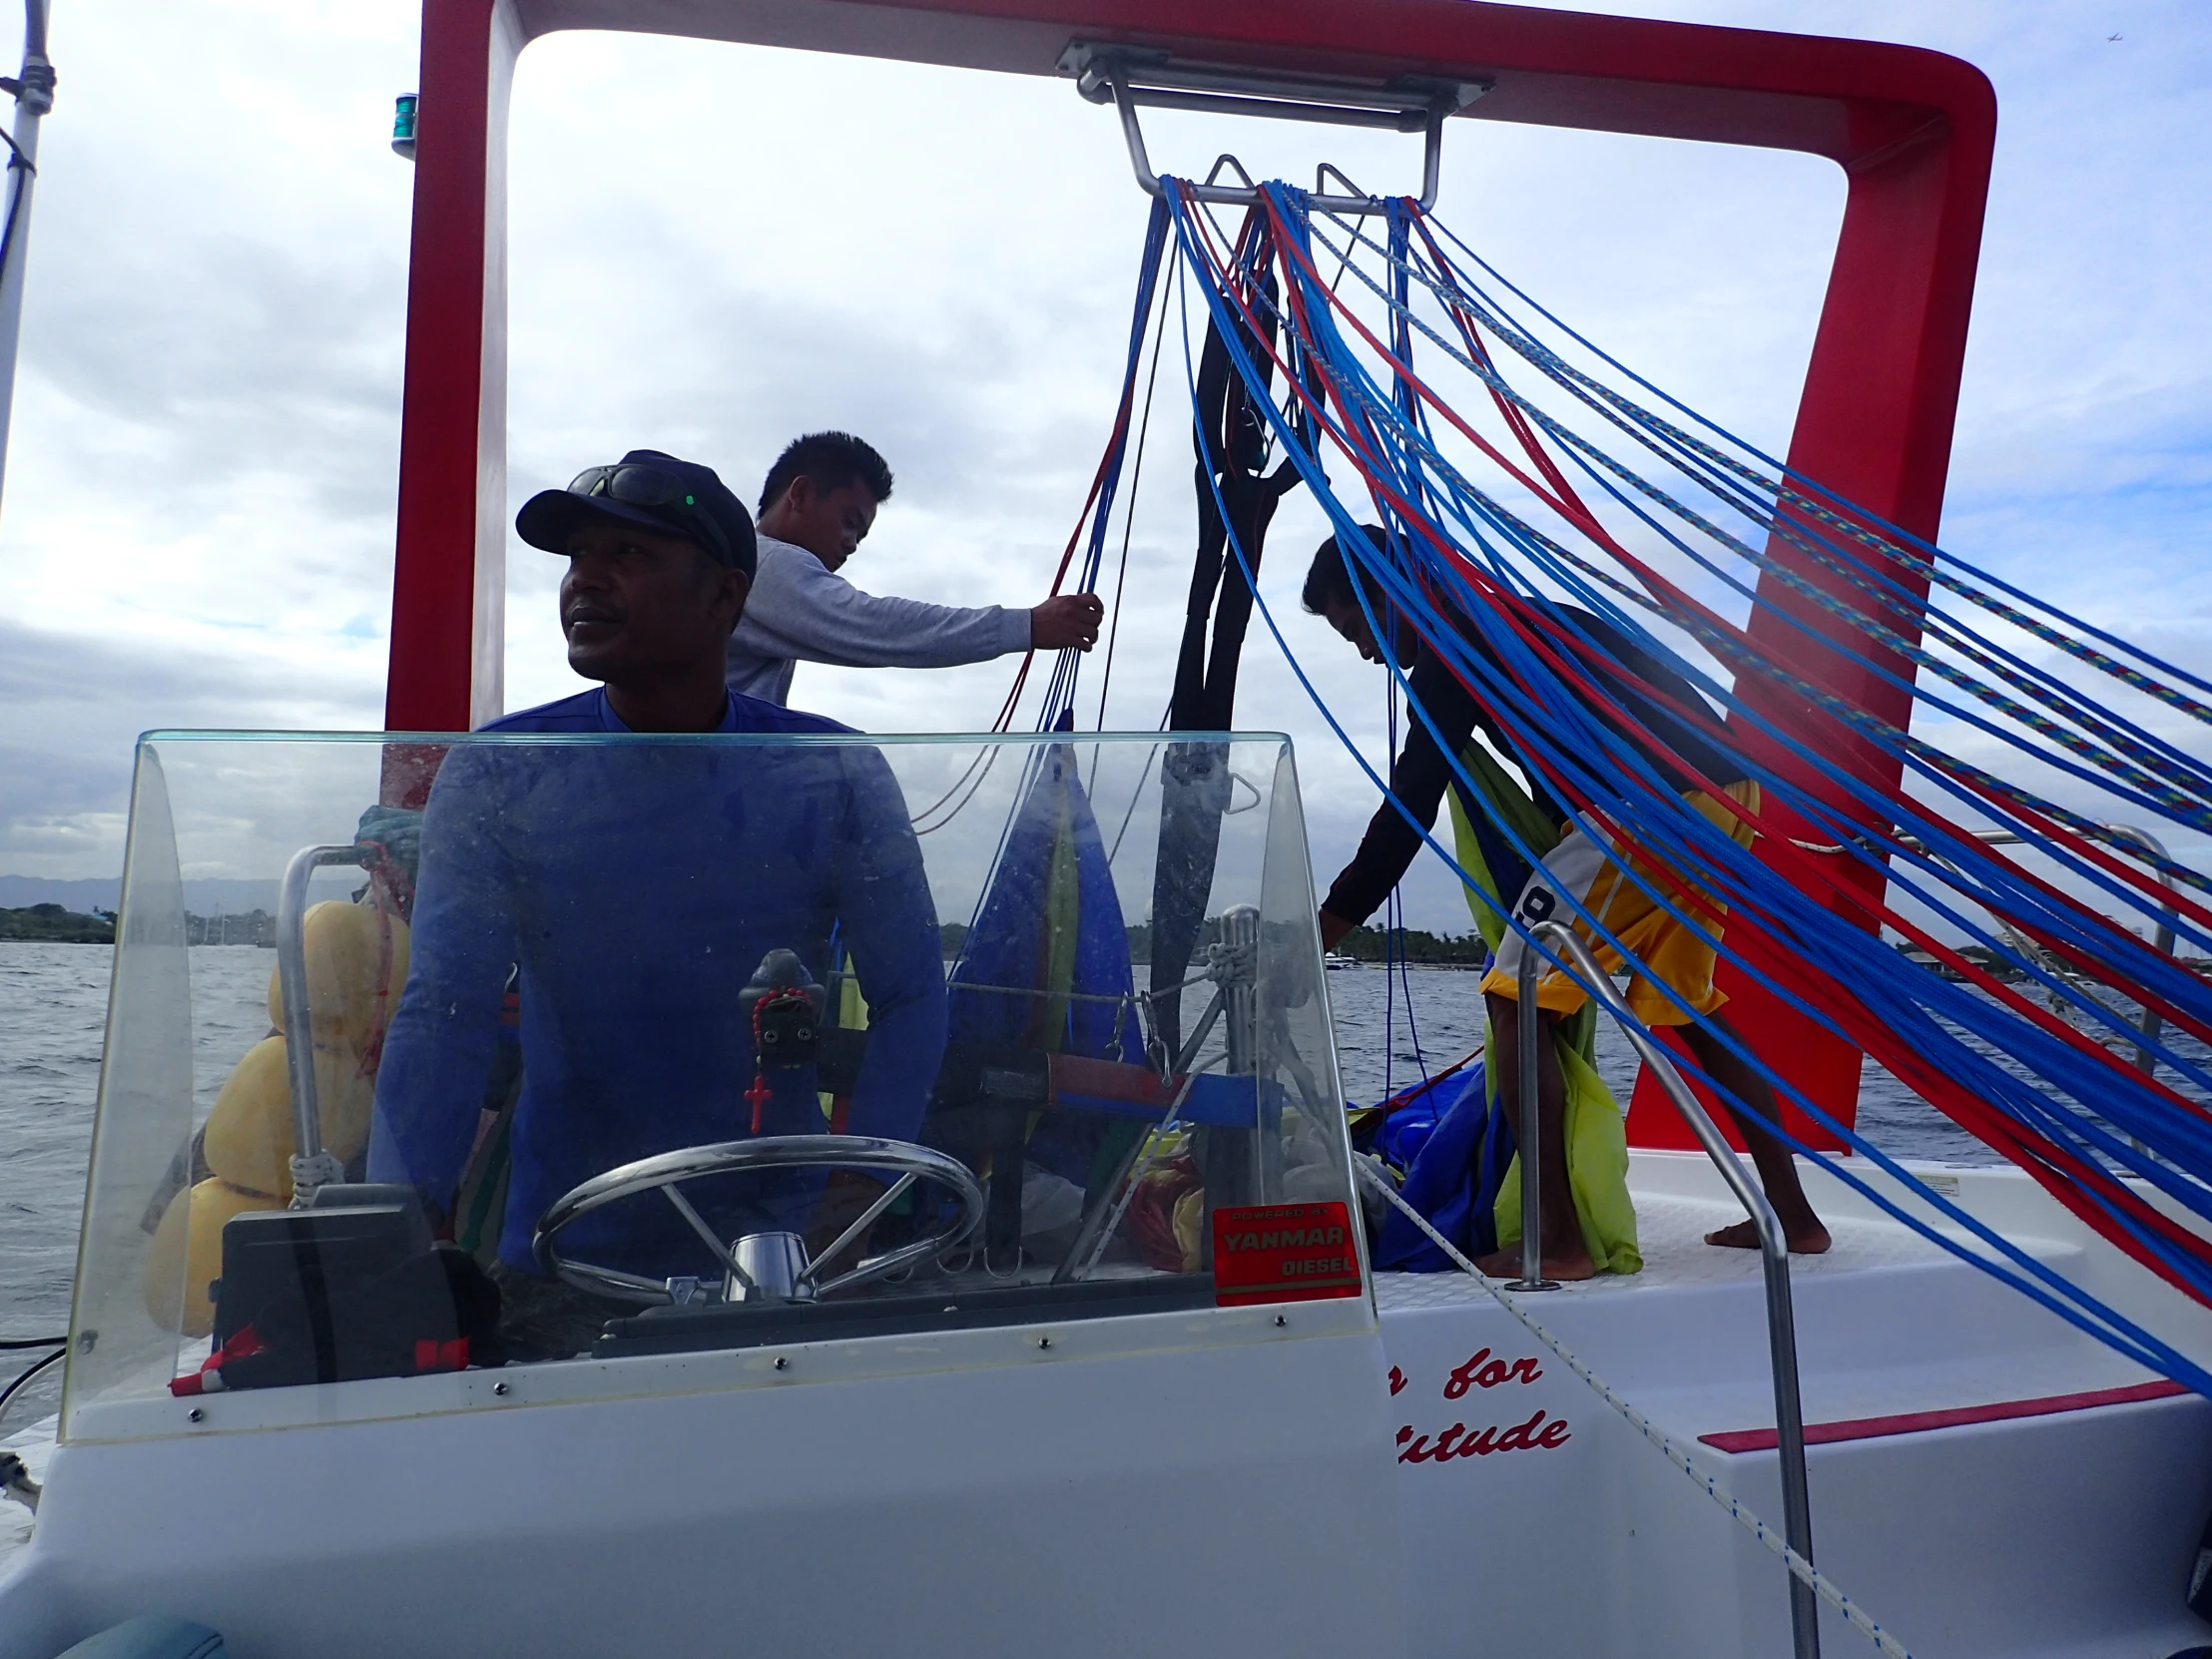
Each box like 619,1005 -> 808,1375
0,0 -> 2204,930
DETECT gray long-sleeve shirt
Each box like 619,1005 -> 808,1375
725,532 -> 1034,705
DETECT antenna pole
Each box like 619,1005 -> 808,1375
0,0 -> 54,521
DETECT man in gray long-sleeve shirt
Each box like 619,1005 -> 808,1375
726,430 -> 1104,705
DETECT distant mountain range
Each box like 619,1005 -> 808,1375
0,875 -> 120,910
0,875 -> 283,912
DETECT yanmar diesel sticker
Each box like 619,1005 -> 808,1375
1211,1201 -> 1364,1306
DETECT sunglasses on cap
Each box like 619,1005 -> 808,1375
567,463 -> 737,568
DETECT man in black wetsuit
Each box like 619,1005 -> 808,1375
1306,527 -> 1828,1278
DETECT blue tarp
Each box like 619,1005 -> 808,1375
1373,1062 -> 1516,1272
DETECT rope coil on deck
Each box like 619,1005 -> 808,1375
1356,1160 -> 1914,1659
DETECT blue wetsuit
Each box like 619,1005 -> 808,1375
369,688 -> 947,1276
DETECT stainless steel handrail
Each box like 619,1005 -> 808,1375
1517,918 -> 1821,1659
1509,941 -> 1559,1294
2095,823 -> 2180,1074
276,842 -> 368,1208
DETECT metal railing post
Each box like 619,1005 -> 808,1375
1529,919 -> 1820,1659
276,843 -> 368,1208
0,0 -> 55,521
1509,941 -> 1559,1292
2099,822 -> 2180,1078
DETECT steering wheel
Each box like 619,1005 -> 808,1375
533,1134 -> 985,1306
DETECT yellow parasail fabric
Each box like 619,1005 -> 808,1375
1488,1023 -> 1643,1277
201,1034 -> 376,1200
1171,1187 -> 1206,1276
144,1179 -> 284,1338
143,895 -> 407,1338
1444,748 -> 1641,1276
266,899 -> 409,1054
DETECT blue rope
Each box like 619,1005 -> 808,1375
1302,206 -> 2212,844
1412,207 -> 2212,706
1293,208 -> 2212,860
1158,181 -> 2212,1388
1256,191 -> 2212,1013
1256,195 -> 2212,1212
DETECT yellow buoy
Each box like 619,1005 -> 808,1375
144,1179 -> 284,1338
267,899 -> 410,1054
1171,1187 -> 1207,1276
201,1035 -> 376,1200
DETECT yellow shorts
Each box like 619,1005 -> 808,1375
1478,781 -> 1760,1028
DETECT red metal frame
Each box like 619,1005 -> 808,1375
386,0 -> 1995,1136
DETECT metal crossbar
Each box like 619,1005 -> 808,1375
1060,40 -> 1487,215
947,969 -> 1207,1008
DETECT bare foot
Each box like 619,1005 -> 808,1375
1705,1218 -> 1832,1255
1474,1244 -> 1599,1282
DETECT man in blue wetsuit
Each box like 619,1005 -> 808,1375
370,450 -> 947,1357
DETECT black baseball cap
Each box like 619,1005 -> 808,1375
516,449 -> 758,578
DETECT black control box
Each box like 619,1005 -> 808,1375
210,1200 -> 486,1388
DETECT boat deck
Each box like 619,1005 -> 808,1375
1378,1187 -> 1958,1305
1377,1188 -> 2158,1437
1374,1158 -> 2212,1659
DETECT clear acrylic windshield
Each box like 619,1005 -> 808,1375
68,730 -> 1361,1431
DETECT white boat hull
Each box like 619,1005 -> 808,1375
1382,1153 -> 2212,1658
5,1154 -> 2209,1658
0,1301 -> 1399,1658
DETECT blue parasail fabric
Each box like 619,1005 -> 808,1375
1376,1068 -> 1466,1172
1373,1062 -> 1513,1272
947,744 -> 1144,1184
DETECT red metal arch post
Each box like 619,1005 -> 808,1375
386,0 -> 1996,1134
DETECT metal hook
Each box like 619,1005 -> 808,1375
1315,163 -> 1372,203
1205,153 -> 1258,192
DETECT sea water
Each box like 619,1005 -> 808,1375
2,942 -> 2201,1415
1332,958 -> 2210,1166
0,944 -> 277,1420
1330,960 -> 2018,1161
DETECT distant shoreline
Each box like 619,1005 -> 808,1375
0,905 -> 113,944
0,906 -> 283,946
